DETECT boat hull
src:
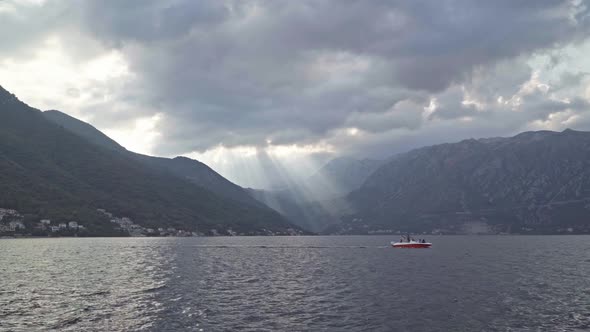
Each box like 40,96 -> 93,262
391,242 -> 432,248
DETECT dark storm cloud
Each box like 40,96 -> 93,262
3,0 -> 590,156
78,0 -> 228,45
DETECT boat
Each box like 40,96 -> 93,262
391,236 -> 432,248
391,240 -> 432,248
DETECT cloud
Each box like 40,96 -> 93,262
345,99 -> 426,133
74,0 -> 590,153
1,0 -> 590,183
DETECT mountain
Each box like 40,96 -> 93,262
334,130 -> 590,235
132,155 -> 265,207
43,110 -> 265,207
0,85 -> 298,235
43,110 -> 126,152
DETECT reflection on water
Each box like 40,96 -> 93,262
1,236 -> 589,331
0,238 -> 175,331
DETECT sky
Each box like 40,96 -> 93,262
1,0 -> 590,188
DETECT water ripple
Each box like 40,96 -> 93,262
0,236 -> 589,331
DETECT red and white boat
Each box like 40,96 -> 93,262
391,240 -> 432,248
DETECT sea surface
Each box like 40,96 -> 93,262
0,236 -> 589,332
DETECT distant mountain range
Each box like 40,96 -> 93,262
3,84 -> 590,236
0,85 -> 298,235
41,99 -> 590,235
333,130 -> 590,235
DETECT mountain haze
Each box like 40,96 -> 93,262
248,157 -> 381,232
304,157 -> 385,200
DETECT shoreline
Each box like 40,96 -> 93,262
2,233 -> 590,240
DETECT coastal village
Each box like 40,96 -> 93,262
0,209 -> 26,233
96,208 -> 200,237
0,207 -> 302,237
0,208 -> 91,237
0,207 -> 207,237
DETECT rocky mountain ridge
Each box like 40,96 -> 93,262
333,129 -> 590,234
